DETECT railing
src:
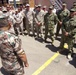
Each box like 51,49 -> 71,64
49,0 -> 63,11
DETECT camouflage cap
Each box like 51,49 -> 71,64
49,6 -> 53,9
73,2 -> 76,6
43,6 -> 46,8
62,3 -> 67,6
15,9 -> 18,11
26,4 -> 30,7
70,8 -> 76,12
0,14 -> 9,28
38,4 -> 42,7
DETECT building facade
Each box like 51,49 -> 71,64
61,0 -> 76,9
34,0 -> 76,9
0,0 -> 76,9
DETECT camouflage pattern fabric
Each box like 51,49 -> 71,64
0,31 -> 25,75
60,16 -> 76,52
44,12 -> 59,42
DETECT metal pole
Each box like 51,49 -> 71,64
13,0 -> 16,8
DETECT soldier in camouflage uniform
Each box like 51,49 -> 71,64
56,3 -> 70,38
24,4 -> 35,36
35,4 -> 45,38
73,2 -> 76,9
59,8 -> 76,59
73,2 -> 76,42
73,2 -> 76,16
44,6 -> 60,44
0,14 -> 29,75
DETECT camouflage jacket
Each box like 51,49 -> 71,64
62,16 -> 76,37
57,8 -> 70,22
0,31 -> 24,71
44,12 -> 59,30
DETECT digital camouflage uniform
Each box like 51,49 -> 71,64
44,12 -> 59,43
0,31 -> 25,75
60,15 -> 76,53
73,2 -> 76,18
56,8 -> 70,36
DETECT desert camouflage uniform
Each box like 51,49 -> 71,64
35,9 -> 45,37
24,8 -> 35,35
0,31 -> 25,75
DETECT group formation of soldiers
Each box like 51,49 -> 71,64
45,2 -> 76,59
0,1 -> 76,75
0,2 -> 76,59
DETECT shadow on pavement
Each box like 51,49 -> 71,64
35,37 -> 44,43
46,44 -> 70,57
69,54 -> 76,68
46,44 -> 59,52
0,67 -> 9,75
59,49 -> 70,56
73,44 -> 76,48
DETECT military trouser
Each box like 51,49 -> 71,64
31,23 -> 35,35
13,24 -> 23,35
45,29 -> 55,42
26,23 -> 34,35
60,34 -> 75,53
23,17 -> 26,31
56,23 -> 62,36
41,25 -> 45,35
20,22 -> 24,34
35,23 -> 41,37
9,66 -> 24,75
26,23 -> 30,35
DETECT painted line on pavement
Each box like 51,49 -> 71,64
32,52 -> 60,75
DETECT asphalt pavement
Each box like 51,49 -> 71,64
0,33 -> 76,75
